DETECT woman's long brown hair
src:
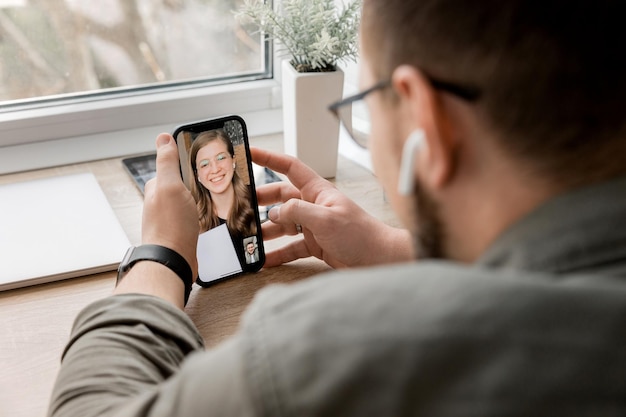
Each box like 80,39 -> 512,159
189,129 -> 257,237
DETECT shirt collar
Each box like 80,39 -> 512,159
477,175 -> 626,276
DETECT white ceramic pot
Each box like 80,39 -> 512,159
281,60 -> 344,178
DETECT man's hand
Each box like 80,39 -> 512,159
114,133 -> 199,309
252,147 -> 414,268
141,133 -> 199,271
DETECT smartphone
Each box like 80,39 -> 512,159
121,153 -> 157,193
173,115 -> 265,286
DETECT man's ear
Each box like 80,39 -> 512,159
397,130 -> 426,196
391,65 -> 456,189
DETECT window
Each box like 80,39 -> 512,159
0,0 -> 268,103
0,0 -> 279,173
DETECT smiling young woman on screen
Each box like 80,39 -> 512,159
188,129 -> 257,239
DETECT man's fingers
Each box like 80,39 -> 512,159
154,133 -> 183,187
261,215 -> 306,240
261,221 -> 289,240
256,181 -> 301,206
268,198 -> 330,232
251,147 -> 324,191
263,239 -> 312,267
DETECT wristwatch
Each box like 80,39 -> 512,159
117,244 -> 193,305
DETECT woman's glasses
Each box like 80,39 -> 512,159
196,152 -> 232,171
328,75 -> 480,149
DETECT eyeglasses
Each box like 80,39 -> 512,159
196,152 -> 232,171
328,75 -> 480,149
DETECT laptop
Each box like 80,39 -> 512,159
0,173 -> 131,291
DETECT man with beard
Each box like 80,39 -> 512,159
50,1 -> 626,416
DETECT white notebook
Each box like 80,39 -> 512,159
0,173 -> 131,291
197,223 -> 242,284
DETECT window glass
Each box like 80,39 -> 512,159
0,0 -> 267,106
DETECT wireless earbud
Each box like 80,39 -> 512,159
397,130 -> 426,196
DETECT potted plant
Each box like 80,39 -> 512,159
237,0 -> 361,178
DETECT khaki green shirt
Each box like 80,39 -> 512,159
49,177 -> 626,416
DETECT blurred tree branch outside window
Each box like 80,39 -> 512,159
0,0 -> 265,104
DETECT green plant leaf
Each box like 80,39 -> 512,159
236,0 -> 361,72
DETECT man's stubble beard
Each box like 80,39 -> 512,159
411,179 -> 446,260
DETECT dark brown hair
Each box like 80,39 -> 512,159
189,129 -> 256,237
363,0 -> 626,186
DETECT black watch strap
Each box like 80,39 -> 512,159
117,245 -> 193,305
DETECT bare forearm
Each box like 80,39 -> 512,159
382,225 -> 414,263
365,219 -> 414,266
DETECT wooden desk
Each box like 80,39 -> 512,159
0,134 -> 399,417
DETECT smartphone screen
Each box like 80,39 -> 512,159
173,115 -> 265,286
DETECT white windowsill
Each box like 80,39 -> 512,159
0,78 -> 280,143
0,75 -> 284,174
0,60 -> 372,175
0,107 -> 283,175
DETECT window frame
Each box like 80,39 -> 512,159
0,76 -> 279,147
0,3 -> 282,174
